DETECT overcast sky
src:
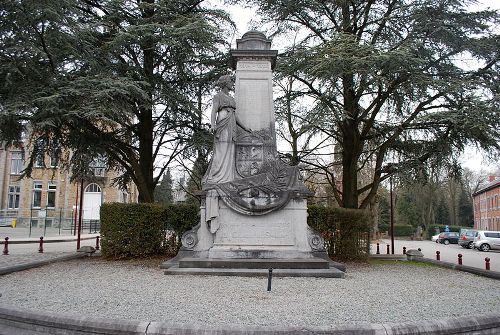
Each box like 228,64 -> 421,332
224,0 -> 500,44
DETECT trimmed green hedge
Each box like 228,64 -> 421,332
100,203 -> 198,258
308,205 -> 371,261
378,224 -> 415,236
101,203 -> 372,261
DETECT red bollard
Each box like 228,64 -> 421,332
436,251 -> 440,261
386,244 -> 390,254
485,257 -> 490,271
458,254 -> 462,265
96,236 -> 100,250
38,237 -> 44,253
403,247 -> 407,255
376,243 -> 380,254
3,237 -> 9,255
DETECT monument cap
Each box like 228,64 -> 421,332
237,30 -> 271,50
231,30 -> 278,69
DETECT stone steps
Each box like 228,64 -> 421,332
164,266 -> 345,278
178,257 -> 330,269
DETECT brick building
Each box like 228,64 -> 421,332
0,143 -> 137,229
473,176 -> 500,231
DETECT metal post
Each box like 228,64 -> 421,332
58,208 -> 62,235
485,257 -> 490,271
3,237 -> 9,255
403,247 -> 406,255
77,179 -> 84,250
96,236 -> 100,250
376,243 -> 380,254
39,237 -> 44,253
29,197 -> 33,238
43,206 -> 48,237
73,185 -> 79,236
436,251 -> 440,261
386,244 -> 390,255
390,176 -> 395,255
70,208 -> 74,235
267,268 -> 273,292
458,254 -> 462,265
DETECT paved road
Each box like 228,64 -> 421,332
373,239 -> 500,271
0,232 -> 99,274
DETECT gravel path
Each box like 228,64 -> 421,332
1,258 -> 499,328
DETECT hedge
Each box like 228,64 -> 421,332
100,203 -> 372,261
378,224 -> 415,237
100,203 -> 198,258
308,205 -> 371,261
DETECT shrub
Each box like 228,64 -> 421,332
393,225 -> 415,237
308,205 -> 371,261
164,204 -> 199,253
100,203 -> 199,258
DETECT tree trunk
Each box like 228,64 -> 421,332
137,0 -> 155,203
341,70 -> 361,209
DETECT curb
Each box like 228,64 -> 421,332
0,253 -> 89,276
0,306 -> 499,334
369,254 -> 500,280
419,257 -> 500,280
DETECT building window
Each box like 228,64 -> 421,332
34,152 -> 44,167
495,195 -> 499,209
121,191 -> 129,203
47,182 -> 57,208
85,183 -> 102,193
49,150 -> 59,168
8,186 -> 20,209
33,182 -> 43,208
10,152 -> 23,175
34,139 -> 45,167
90,156 -> 106,177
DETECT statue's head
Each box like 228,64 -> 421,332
216,75 -> 234,89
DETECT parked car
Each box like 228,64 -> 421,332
431,233 -> 441,243
458,230 -> 478,249
437,232 -> 459,245
473,230 -> 500,252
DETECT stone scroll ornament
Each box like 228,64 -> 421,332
203,125 -> 311,216
181,224 -> 200,250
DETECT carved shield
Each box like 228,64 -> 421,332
235,143 -> 264,177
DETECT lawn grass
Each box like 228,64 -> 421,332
368,259 -> 438,268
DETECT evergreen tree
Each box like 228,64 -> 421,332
458,188 -> 474,227
435,196 -> 451,226
243,0 -> 500,209
154,169 -> 173,204
396,188 -> 419,227
185,153 -> 209,204
0,0 -> 232,202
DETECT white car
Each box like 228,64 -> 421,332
431,233 -> 440,243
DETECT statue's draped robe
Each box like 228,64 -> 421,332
202,91 -> 237,232
202,91 -> 237,186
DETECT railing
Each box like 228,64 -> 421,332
0,208 -> 100,238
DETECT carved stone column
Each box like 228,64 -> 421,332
231,31 -> 278,136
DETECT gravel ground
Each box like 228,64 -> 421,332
0,258 -> 499,328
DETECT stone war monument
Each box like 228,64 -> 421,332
162,31 -> 345,277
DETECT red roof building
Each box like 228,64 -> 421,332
473,176 -> 500,231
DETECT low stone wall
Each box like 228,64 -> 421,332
1,306 -> 499,335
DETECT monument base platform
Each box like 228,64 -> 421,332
163,266 -> 345,278
161,251 -> 346,278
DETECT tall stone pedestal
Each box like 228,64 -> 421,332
162,31 -> 345,278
